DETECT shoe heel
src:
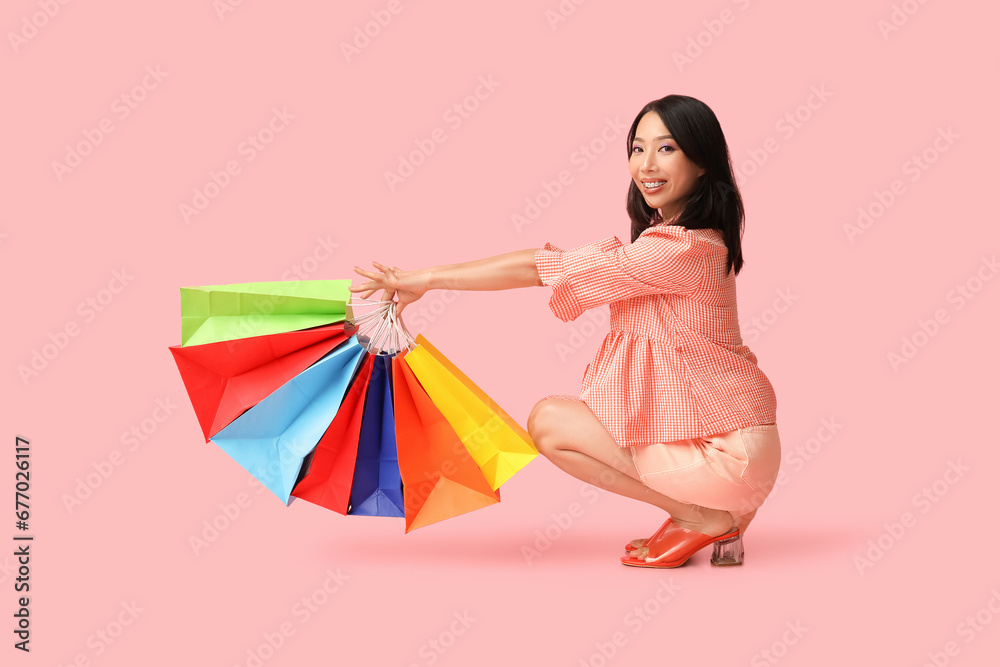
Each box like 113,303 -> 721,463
710,533 -> 744,566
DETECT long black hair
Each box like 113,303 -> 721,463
625,94 -> 745,276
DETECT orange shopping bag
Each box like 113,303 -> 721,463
392,356 -> 500,532
401,334 -> 538,491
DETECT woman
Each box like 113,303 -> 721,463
350,94 -> 781,568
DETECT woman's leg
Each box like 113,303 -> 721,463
526,398 -> 737,548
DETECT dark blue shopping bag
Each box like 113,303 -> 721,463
348,354 -> 405,516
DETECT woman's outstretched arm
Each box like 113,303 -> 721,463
350,248 -> 542,314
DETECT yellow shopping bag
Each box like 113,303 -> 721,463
402,334 -> 538,490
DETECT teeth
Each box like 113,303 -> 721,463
644,181 -> 665,188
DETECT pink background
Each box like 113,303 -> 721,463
4,1 -> 998,665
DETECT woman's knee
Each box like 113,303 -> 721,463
527,399 -> 632,468
527,399 -> 563,454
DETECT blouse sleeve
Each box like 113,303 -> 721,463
534,225 -> 708,322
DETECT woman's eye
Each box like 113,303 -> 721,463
631,145 -> 674,154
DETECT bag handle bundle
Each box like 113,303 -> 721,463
347,297 -> 415,355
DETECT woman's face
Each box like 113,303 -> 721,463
629,111 -> 705,222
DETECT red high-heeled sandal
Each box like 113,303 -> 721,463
623,517 -> 674,553
621,521 -> 742,568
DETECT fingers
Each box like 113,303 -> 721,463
348,281 -> 380,299
352,263 -> 391,282
373,261 -> 406,279
350,261 -> 404,304
374,262 -> 398,280
349,266 -> 375,296
348,283 -> 374,295
350,263 -> 390,300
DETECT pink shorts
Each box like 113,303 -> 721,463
630,424 -> 782,516
540,394 -> 781,516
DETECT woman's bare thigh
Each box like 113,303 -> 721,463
528,397 -> 641,481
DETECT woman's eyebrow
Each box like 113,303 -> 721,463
632,135 -> 673,142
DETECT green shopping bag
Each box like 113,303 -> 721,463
180,280 -> 352,346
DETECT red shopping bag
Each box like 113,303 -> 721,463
169,323 -> 350,441
290,354 -> 375,514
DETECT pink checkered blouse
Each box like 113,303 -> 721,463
534,217 -> 778,448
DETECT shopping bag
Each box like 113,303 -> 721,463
180,280 -> 352,346
402,334 -> 538,490
290,354 -> 375,514
348,354 -> 405,517
210,336 -> 366,505
171,286 -> 536,533
169,323 -> 351,441
392,356 -> 500,532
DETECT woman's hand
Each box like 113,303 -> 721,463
350,261 -> 429,316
